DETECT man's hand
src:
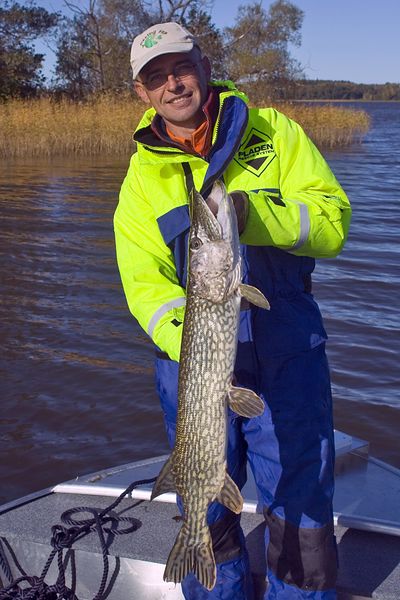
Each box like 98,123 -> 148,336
230,191 -> 249,234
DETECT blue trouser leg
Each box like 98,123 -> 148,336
243,344 -> 337,599
265,571 -> 336,600
182,549 -> 254,600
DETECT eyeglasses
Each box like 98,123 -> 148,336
139,60 -> 202,91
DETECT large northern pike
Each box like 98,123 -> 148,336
151,180 -> 269,590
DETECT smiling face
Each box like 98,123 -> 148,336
134,48 -> 211,138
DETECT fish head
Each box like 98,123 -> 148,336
188,180 -> 241,303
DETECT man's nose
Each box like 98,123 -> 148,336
165,72 -> 183,90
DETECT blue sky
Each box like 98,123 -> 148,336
36,0 -> 399,84
211,0 -> 400,84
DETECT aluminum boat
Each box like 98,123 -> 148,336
0,431 -> 399,599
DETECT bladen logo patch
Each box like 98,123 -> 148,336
234,128 -> 276,176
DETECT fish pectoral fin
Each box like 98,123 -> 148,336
151,454 -> 176,500
239,283 -> 270,309
228,385 -> 265,417
217,472 -> 243,514
164,524 -> 216,591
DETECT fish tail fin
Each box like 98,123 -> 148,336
164,524 -> 216,590
192,529 -> 216,591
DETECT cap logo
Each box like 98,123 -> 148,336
140,29 -> 168,49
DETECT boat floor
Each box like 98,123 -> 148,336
0,490 -> 399,599
0,433 -> 399,599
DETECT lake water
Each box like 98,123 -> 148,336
1,102 -> 399,505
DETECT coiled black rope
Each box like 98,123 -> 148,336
0,476 -> 156,600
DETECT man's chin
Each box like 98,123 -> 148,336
164,110 -> 202,129
166,104 -> 195,120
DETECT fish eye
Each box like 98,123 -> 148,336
190,237 -> 203,250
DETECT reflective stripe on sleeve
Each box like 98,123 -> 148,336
147,297 -> 186,338
290,201 -> 310,251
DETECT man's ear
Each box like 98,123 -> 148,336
134,81 -> 151,104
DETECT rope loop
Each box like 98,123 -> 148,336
50,526 -> 86,551
0,475 -> 156,600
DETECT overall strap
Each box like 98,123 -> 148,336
182,162 -> 194,195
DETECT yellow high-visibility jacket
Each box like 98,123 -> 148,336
114,81 -> 351,362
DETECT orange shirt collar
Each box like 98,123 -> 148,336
166,118 -> 209,156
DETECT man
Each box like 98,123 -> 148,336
114,21 -> 351,600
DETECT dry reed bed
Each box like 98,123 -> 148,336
275,102 -> 370,148
0,95 -> 370,158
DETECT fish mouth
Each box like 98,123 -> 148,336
191,188 -> 222,242
208,181 -> 240,257
190,181 -> 241,270
189,182 -> 242,301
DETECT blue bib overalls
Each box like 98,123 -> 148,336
154,243 -> 337,599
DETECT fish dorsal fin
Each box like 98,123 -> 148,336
228,385 -> 265,418
239,283 -> 270,309
216,472 -> 243,514
151,454 -> 176,500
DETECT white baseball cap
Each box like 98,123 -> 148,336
130,22 -> 197,80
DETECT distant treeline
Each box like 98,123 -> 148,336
290,80 -> 400,101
